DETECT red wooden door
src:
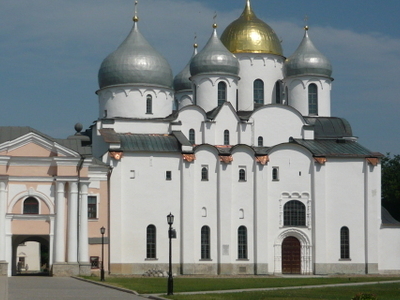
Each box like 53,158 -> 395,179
282,236 -> 301,274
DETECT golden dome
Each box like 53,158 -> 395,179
220,0 -> 283,56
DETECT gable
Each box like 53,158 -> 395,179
0,131 -> 80,158
1,142 -> 59,157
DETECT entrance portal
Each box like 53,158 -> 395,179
12,235 -> 50,276
282,236 -> 301,274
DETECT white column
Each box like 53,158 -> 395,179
79,182 -> 89,263
67,181 -> 79,263
0,181 -> 7,261
54,181 -> 65,263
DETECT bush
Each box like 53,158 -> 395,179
351,293 -> 378,300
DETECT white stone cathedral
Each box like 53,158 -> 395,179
92,0 -> 399,275
1,0 -> 399,277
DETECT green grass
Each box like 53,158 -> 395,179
167,283 -> 400,300
82,276 -> 400,296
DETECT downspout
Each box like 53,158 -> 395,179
107,166 -> 113,274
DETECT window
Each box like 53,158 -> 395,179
90,256 -> 100,269
272,167 -> 279,181
146,225 -> 157,259
308,83 -> 318,115
224,130 -> 230,145
23,197 -> 39,214
218,82 -> 227,106
239,168 -> 246,181
238,226 -> 248,259
258,136 -> 263,147
275,81 -> 281,104
146,94 -> 152,114
189,129 -> 195,145
88,196 -> 97,219
201,167 -> 209,181
254,79 -> 264,104
340,226 -> 350,259
166,171 -> 172,180
201,226 -> 210,259
284,200 -> 306,226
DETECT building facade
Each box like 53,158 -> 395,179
0,0 -> 399,277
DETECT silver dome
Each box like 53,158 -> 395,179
284,28 -> 332,78
190,26 -> 240,77
173,45 -> 197,92
98,22 -> 173,89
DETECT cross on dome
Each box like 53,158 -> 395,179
133,1 -> 139,22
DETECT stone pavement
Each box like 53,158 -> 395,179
0,276 -> 7,300
8,276 -> 147,300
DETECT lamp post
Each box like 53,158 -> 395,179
100,226 -> 106,281
166,213 -> 174,295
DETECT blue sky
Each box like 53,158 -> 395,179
1,0 -> 399,154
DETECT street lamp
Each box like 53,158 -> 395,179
100,226 -> 106,281
167,213 -> 174,295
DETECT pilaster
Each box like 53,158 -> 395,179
67,181 -> 78,263
79,181 -> 89,264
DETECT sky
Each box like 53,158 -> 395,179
1,0 -> 399,155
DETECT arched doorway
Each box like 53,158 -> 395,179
12,235 -> 50,276
282,236 -> 301,274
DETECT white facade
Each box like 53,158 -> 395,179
88,1 -> 400,276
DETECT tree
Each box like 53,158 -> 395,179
381,154 -> 400,221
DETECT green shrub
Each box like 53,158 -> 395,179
351,293 -> 378,300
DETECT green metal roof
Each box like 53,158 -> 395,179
0,126 -> 55,144
118,134 -> 181,152
293,139 -> 377,157
304,117 -> 353,138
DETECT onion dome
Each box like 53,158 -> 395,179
98,19 -> 173,89
190,24 -> 240,77
173,44 -> 198,92
220,0 -> 283,56
284,27 -> 332,78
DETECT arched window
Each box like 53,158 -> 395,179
258,136 -> 263,147
23,197 -> 39,214
275,81 -> 281,104
201,226 -> 210,259
284,200 -> 306,226
146,95 -> 153,114
308,84 -> 318,115
218,82 -> 227,106
201,167 -> 209,181
189,129 -> 195,145
238,226 -> 248,259
254,79 -> 264,104
239,169 -> 246,181
272,167 -> 279,181
340,226 -> 350,259
224,130 -> 230,145
146,225 -> 156,259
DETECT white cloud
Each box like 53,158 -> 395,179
0,0 -> 399,153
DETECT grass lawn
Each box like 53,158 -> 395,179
167,283 -> 400,300
82,276 -> 400,297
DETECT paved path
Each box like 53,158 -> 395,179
8,276 -> 147,300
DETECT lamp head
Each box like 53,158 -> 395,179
167,213 -> 174,225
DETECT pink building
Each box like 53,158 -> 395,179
0,126 -> 109,276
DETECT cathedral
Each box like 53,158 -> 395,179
1,0 -> 400,277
